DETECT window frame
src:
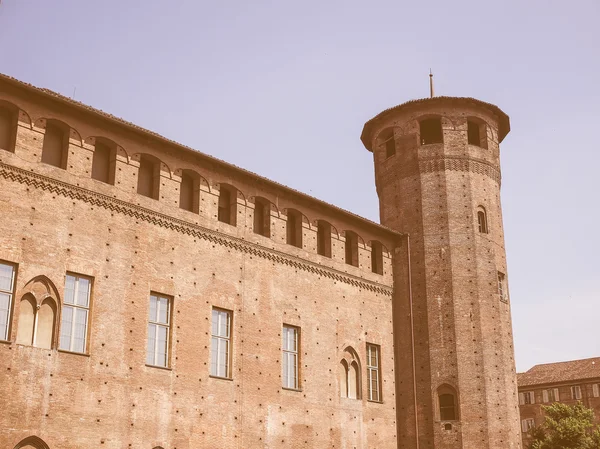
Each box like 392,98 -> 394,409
497,271 -> 507,302
366,343 -> 382,402
477,207 -> 488,234
210,307 -> 232,379
146,293 -> 172,368
59,272 -> 93,354
282,324 -> 300,390
0,261 -> 17,342
519,391 -> 535,405
571,385 -> 582,400
521,418 -> 535,433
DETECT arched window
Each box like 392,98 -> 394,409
13,435 -> 50,449
316,220 -> 332,258
467,118 -> 488,149
15,276 -> 60,349
218,184 -> 238,226
0,102 -> 18,153
371,240 -> 383,275
41,120 -> 69,169
438,385 -> 458,421
379,128 -> 396,159
340,347 -> 361,400
286,209 -> 303,248
253,197 -> 271,237
344,231 -> 359,267
91,138 -> 117,185
420,117 -> 443,145
137,154 -> 161,200
477,207 -> 488,234
179,169 -> 201,214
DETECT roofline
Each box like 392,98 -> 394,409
0,72 -> 401,238
518,376 -> 600,389
360,96 -> 511,151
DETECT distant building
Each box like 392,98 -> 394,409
518,357 -> 600,446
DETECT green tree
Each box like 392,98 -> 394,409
529,402 -> 600,449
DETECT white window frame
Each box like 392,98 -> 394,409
282,325 -> 299,390
59,273 -> 92,353
367,343 -> 382,402
0,261 -> 16,341
211,308 -> 231,378
519,391 -> 535,405
571,385 -> 582,400
593,384 -> 599,398
543,388 -> 560,403
146,293 -> 171,368
521,418 -> 535,433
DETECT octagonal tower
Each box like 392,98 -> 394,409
361,97 -> 521,449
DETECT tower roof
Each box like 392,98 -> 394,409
360,96 -> 510,151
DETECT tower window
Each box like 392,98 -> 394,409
41,121 -> 69,169
286,209 -> 303,248
91,140 -> 116,185
137,154 -> 160,200
367,343 -> 381,402
345,231 -> 359,267
371,241 -> 383,275
0,104 -> 17,153
282,325 -> 300,389
379,128 -> 396,158
477,207 -> 488,234
439,393 -> 457,421
0,261 -> 16,341
467,119 -> 488,149
339,347 -> 361,399
253,197 -> 271,237
218,184 -> 237,226
317,220 -> 332,258
179,170 -> 200,214
420,118 -> 443,145
497,271 -> 508,302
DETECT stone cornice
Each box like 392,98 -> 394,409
0,162 -> 393,296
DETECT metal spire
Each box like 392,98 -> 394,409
429,69 -> 434,98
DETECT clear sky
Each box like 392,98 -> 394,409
0,0 -> 598,372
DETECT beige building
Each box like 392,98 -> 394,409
0,72 -> 522,448
518,357 -> 600,447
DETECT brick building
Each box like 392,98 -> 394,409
518,357 -> 600,447
0,72 -> 522,448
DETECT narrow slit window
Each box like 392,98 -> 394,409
91,140 -> 115,185
371,241 -> 383,274
41,121 -> 68,169
367,343 -> 381,402
137,155 -> 160,199
146,293 -> 171,367
211,308 -> 231,378
420,118 -> 443,145
282,325 -> 299,389
59,273 -> 91,353
467,120 -> 481,146
0,262 -> 16,341
497,272 -> 507,302
345,231 -> 359,267
253,197 -> 271,237
286,210 -> 303,248
0,105 -> 17,152
317,221 -> 332,257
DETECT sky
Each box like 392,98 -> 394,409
0,0 -> 598,372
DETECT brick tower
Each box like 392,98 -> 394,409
361,96 -> 522,449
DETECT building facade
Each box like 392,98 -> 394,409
0,73 -> 521,448
518,357 -> 600,447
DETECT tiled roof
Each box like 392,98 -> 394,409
0,72 -> 400,237
360,96 -> 511,151
518,357 -> 600,387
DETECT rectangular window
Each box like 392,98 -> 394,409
0,262 -> 16,341
59,273 -> 91,353
497,272 -> 507,302
146,293 -> 171,367
519,391 -> 535,405
371,241 -> 383,275
543,388 -> 560,403
317,221 -> 332,257
571,385 -> 582,400
211,308 -> 231,378
41,122 -> 68,169
0,106 -> 16,152
593,384 -> 599,398
282,325 -> 299,389
521,418 -> 535,433
367,343 -> 381,402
